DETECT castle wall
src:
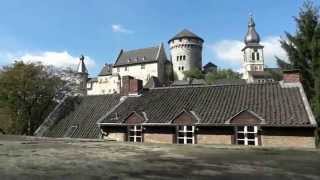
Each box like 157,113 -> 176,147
169,38 -> 203,80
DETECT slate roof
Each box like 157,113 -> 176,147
171,79 -> 207,86
98,64 -> 113,76
43,95 -> 121,138
212,79 -> 247,85
168,29 -> 204,43
99,83 -> 315,127
114,46 -> 160,67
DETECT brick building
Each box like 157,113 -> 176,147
35,71 -> 318,148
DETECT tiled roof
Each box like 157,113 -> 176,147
114,46 -> 160,67
212,79 -> 247,85
169,29 -> 204,43
44,95 -> 121,138
99,83 -> 314,127
98,64 -> 113,76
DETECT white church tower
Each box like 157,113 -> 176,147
242,15 -> 265,81
168,29 -> 204,80
76,55 -> 88,96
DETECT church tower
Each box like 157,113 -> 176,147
242,15 -> 264,81
168,29 -> 204,80
76,55 -> 88,96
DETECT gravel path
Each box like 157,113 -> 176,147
0,135 -> 319,180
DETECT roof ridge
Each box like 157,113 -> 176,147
151,82 -> 281,90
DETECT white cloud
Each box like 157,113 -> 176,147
209,36 -> 287,67
10,51 -> 95,70
111,24 -> 133,34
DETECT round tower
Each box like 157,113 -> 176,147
168,29 -> 204,80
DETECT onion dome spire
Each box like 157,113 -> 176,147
244,14 -> 260,44
77,54 -> 88,74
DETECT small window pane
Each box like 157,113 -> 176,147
237,126 -> 244,132
247,126 -> 254,132
136,137 -> 142,142
237,133 -> 245,139
178,126 -> 184,131
237,140 -> 245,145
129,131 -> 134,136
247,133 -> 255,140
187,126 -> 193,131
178,132 -> 184,137
187,139 -> 193,144
129,137 -> 134,142
248,141 -> 255,145
187,132 -> 193,137
178,139 -> 184,144
136,131 -> 142,137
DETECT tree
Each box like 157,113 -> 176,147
276,1 -> 320,122
183,68 -> 205,80
205,69 -> 241,84
0,61 -> 67,135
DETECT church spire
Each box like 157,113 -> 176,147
77,55 -> 88,74
244,14 -> 260,44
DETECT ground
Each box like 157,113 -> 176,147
0,136 -> 319,180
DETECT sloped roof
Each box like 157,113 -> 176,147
43,95 -> 121,138
98,64 -> 113,76
99,83 -> 315,127
169,29 -> 204,43
114,46 -> 160,67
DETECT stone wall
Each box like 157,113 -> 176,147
144,133 -> 173,144
262,135 -> 315,148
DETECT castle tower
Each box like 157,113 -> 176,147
242,15 -> 264,81
76,55 -> 88,96
168,29 -> 204,80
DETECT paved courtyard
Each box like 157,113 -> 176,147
0,135 -> 319,180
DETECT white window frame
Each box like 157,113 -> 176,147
236,126 -> 258,146
177,126 -> 195,144
128,125 -> 142,143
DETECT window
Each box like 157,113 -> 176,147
177,56 -> 179,61
141,64 -> 145,69
117,67 -> 120,72
178,66 -> 181,71
183,55 -> 186,60
177,126 -> 195,144
256,52 -> 260,60
236,126 -> 258,146
128,125 -> 142,143
181,66 -> 184,71
125,66 -> 128,71
251,52 -> 255,60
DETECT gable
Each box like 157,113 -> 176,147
228,110 -> 263,125
124,112 -> 145,124
172,111 -> 197,125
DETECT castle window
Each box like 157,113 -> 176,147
256,52 -> 260,60
181,66 -> 184,71
125,66 -> 128,71
177,126 -> 195,144
236,126 -> 258,146
183,55 -> 186,60
178,66 -> 181,71
177,56 -> 179,61
252,52 -> 255,61
128,125 -> 143,143
141,64 -> 145,69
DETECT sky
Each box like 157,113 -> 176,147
0,0 -> 315,76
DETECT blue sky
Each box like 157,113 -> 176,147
0,0 -> 312,76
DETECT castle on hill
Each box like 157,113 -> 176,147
76,15 -> 273,96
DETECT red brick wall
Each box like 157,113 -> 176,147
173,112 -> 197,125
283,71 -> 301,83
230,111 -> 261,124
125,113 -> 144,124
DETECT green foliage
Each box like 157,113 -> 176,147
277,1 -> 320,122
0,61 -> 65,135
205,69 -> 241,84
183,68 -> 205,80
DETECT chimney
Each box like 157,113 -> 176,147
282,69 -> 301,83
121,76 -> 143,96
